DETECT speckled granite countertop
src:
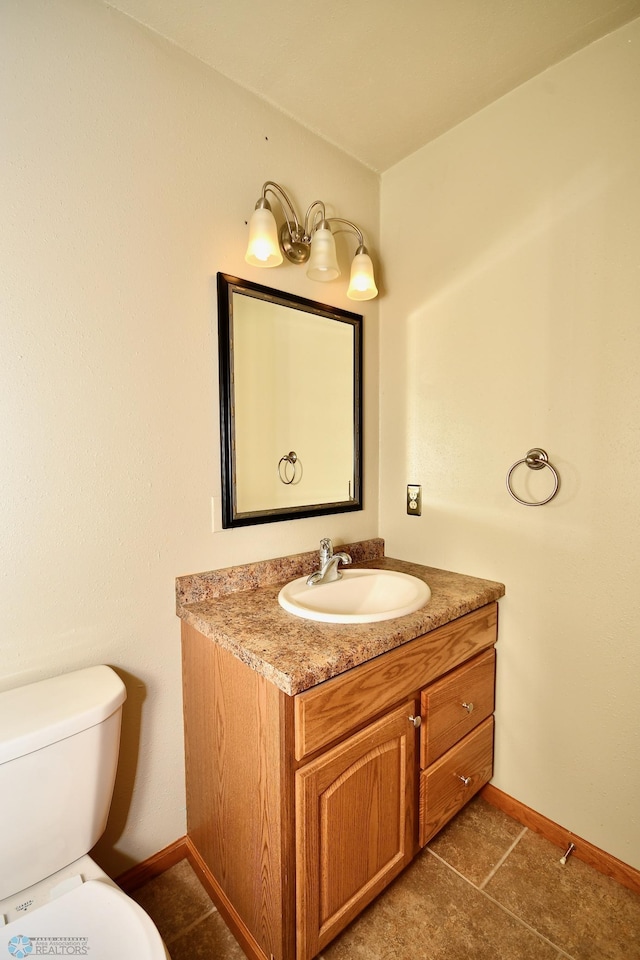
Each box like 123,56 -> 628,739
176,539 -> 505,696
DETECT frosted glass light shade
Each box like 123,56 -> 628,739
245,206 -> 283,267
347,251 -> 378,300
306,227 -> 340,281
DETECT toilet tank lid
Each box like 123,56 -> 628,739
0,665 -> 127,765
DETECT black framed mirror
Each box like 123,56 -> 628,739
217,273 -> 363,528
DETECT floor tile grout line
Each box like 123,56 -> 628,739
478,825 -> 529,890
479,887 -> 577,960
164,905 -> 217,946
426,847 -> 577,960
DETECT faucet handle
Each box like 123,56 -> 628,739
319,538 -> 333,562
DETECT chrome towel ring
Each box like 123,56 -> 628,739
506,448 -> 559,506
278,451 -> 301,485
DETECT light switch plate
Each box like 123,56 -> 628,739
407,484 -> 422,516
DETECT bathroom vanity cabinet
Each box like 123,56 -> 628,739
181,590 -> 498,960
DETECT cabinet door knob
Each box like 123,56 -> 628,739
408,714 -> 422,728
462,701 -> 474,714
457,774 -> 472,786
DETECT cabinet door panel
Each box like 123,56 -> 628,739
296,701 -> 416,960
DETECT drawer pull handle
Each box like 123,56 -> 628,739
462,702 -> 474,714
457,775 -> 472,787
408,714 -> 422,728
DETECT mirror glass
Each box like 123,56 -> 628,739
217,273 -> 363,527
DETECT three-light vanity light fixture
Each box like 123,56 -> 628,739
244,180 -> 378,300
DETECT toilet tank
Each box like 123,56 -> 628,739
0,665 -> 127,900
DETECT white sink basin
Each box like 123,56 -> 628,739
278,568 -> 431,624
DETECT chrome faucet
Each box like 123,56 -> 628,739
306,537 -> 352,586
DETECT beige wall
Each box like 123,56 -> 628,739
380,19 -> 640,869
4,0 -> 638,880
1,0 -> 379,875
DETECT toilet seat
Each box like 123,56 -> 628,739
4,879 -> 169,959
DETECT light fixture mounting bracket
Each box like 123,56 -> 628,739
279,222 -> 310,264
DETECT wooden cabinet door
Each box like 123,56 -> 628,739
295,701 -> 417,960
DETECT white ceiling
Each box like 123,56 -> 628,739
106,0 -> 640,172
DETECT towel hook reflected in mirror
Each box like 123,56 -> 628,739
278,451 -> 302,485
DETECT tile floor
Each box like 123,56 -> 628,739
131,796 -> 640,960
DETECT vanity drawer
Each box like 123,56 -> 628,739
419,716 -> 494,846
420,648 -> 495,767
294,605 -> 498,762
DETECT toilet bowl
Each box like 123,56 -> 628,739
0,666 -> 170,959
3,873 -> 170,959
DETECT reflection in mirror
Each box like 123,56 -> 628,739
217,274 -> 362,527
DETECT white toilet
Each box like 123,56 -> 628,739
0,665 -> 170,958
